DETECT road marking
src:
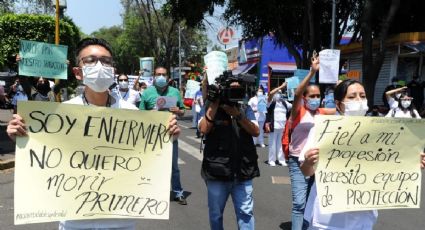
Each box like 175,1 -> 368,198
186,135 -> 201,143
271,176 -> 291,185
179,123 -> 191,129
178,139 -> 203,161
178,158 -> 185,165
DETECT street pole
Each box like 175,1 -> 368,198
331,0 -> 336,49
55,0 -> 59,45
178,25 -> 182,91
54,0 -> 61,102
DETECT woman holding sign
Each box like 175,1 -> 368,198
285,53 -> 335,230
299,79 -> 376,229
300,79 -> 425,229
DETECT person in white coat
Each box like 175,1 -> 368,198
248,87 -> 267,147
265,82 -> 291,166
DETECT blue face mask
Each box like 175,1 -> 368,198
155,75 -> 167,88
306,98 -> 321,111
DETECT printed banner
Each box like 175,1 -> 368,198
315,115 -> 424,213
19,40 -> 68,79
14,101 -> 173,224
319,49 -> 340,84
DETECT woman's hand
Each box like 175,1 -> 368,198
304,148 -> 319,167
7,114 -> 27,142
311,54 -> 320,73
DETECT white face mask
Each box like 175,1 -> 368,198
343,100 -> 368,116
257,92 -> 263,97
395,93 -> 401,99
82,61 -> 115,92
17,85 -> 23,92
401,100 -> 411,109
119,81 -> 129,89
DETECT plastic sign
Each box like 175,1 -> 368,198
217,27 -> 235,45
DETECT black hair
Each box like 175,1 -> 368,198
397,92 -> 417,118
302,84 -> 320,96
154,66 -> 167,75
75,38 -> 113,61
334,79 -> 363,102
118,74 -> 129,80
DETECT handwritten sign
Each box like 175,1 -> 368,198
204,51 -> 228,85
319,49 -> 340,84
315,115 -> 424,213
14,101 -> 172,224
19,40 -> 68,79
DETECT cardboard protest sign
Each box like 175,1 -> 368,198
19,40 -> 68,79
285,77 -> 300,101
14,101 -> 173,224
314,115 -> 424,213
294,69 -> 315,84
204,51 -> 228,85
319,49 -> 340,84
184,80 -> 200,99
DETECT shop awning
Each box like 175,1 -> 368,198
268,62 -> 297,73
232,63 -> 257,75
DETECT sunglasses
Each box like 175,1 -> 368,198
80,55 -> 114,67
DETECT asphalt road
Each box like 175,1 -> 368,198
1,116 -> 425,229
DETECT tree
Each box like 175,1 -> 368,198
168,0 -> 360,69
89,0 -> 209,75
0,14 -> 81,76
0,0 -> 17,15
167,0 -> 425,105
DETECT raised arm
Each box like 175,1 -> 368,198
385,86 -> 407,101
267,82 -> 287,103
290,55 -> 319,119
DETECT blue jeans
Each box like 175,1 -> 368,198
206,179 -> 255,230
288,156 -> 309,230
172,140 -> 183,197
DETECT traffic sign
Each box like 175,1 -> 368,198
217,27 -> 235,45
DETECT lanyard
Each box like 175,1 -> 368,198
83,93 -> 111,107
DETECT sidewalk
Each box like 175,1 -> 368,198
0,109 -> 15,170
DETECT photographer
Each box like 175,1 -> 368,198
199,78 -> 260,230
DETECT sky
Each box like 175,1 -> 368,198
65,0 -> 241,50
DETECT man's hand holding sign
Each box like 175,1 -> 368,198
8,101 -> 179,224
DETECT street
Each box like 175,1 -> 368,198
0,114 -> 425,230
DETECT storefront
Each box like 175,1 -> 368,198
340,32 -> 425,105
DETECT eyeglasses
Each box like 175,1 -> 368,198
118,79 -> 128,82
155,74 -> 167,77
80,55 -> 114,67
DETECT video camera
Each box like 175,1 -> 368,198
213,70 -> 256,104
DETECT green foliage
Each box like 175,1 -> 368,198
0,13 -> 81,73
90,1 -> 209,75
